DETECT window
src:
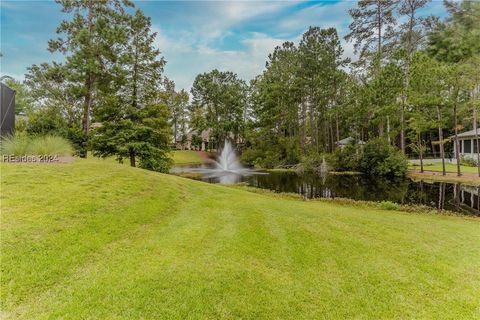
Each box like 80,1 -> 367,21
474,139 -> 479,153
464,139 -> 472,153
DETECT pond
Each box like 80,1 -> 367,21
171,165 -> 480,216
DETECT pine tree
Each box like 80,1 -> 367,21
91,9 -> 172,172
191,70 -> 247,147
299,27 -> 348,151
161,79 -> 189,145
345,0 -> 399,66
48,0 -> 133,156
396,0 -> 431,154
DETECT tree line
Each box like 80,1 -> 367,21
187,0 -> 480,176
7,0 -> 480,176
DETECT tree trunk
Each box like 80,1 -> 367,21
400,99 -> 405,153
436,106 -> 446,176
376,0 -> 382,60
301,99 -> 306,150
173,119 -> 178,144
453,102 -> 461,177
81,76 -> 93,159
474,85 -> 480,177
329,120 -> 334,153
418,133 -> 424,173
387,115 -> 391,144
82,80 -> 92,137
129,150 -> 136,167
80,2 -> 95,158
430,131 -> 436,158
379,122 -> 384,138
335,111 -> 340,147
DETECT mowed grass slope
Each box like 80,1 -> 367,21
171,150 -> 204,165
1,159 -> 480,319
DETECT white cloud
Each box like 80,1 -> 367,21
154,27 -> 287,91
278,1 -> 354,33
150,0 -> 445,92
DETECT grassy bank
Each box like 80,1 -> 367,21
409,163 -> 480,186
1,159 -> 479,319
409,171 -> 480,186
171,150 -> 205,165
409,162 -> 479,174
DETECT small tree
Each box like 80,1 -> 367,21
359,138 -> 408,177
91,102 -> 172,172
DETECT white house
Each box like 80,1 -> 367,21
176,128 -> 212,151
336,137 -> 365,149
452,128 -> 480,160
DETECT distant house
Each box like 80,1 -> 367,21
336,137 -> 365,149
451,128 -> 480,160
177,128 -> 212,151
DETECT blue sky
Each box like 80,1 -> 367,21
1,0 -> 446,91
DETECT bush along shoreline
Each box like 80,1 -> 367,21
261,138 -> 408,178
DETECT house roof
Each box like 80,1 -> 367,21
450,128 -> 480,139
336,137 -> 365,145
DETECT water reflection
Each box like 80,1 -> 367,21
173,168 -> 479,215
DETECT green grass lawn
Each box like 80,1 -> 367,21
410,162 -> 479,174
1,159 -> 480,319
171,150 -> 204,165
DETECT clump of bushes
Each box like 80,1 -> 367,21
332,143 -> 361,172
330,138 -> 407,177
359,139 -> 408,177
241,136 -> 301,169
297,151 -> 332,174
461,156 -> 478,167
1,134 -> 73,156
379,201 -> 400,211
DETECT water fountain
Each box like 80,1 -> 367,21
172,140 -> 265,184
212,140 -> 245,172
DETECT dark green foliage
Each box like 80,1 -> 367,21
91,103 -> 172,172
245,27 -> 348,165
190,134 -> 202,150
90,10 -> 171,172
427,1 -> 480,63
162,79 -> 189,143
190,69 -> 247,147
4,79 -> 33,114
48,0 -> 134,139
360,139 -> 408,177
332,143 -> 361,172
297,150 -> 327,173
25,105 -> 87,157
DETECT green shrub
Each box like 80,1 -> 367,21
299,152 -> 323,173
1,135 -> 73,156
279,136 -> 302,165
241,148 -> 265,166
242,136 -> 301,169
359,138 -> 408,177
1,134 -> 30,155
139,155 -> 172,173
461,156 -> 478,167
29,135 -> 74,156
379,201 -> 400,211
332,143 -> 361,172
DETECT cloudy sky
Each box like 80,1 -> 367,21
1,0 -> 446,91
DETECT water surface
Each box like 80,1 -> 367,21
172,165 -> 480,215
